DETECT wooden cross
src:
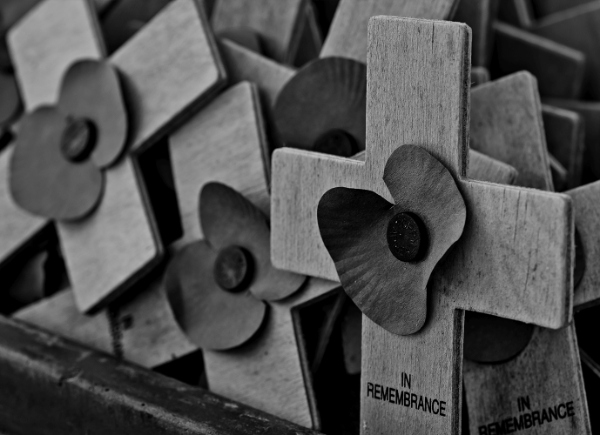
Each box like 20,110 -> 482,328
271,17 -> 574,433
168,78 -> 339,429
9,69 -> 271,370
7,0 -> 225,312
465,72 -> 591,435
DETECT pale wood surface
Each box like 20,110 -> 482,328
533,1 -> 600,100
272,18 -> 573,434
8,0 -> 105,110
568,181 -> 600,309
112,0 -> 226,154
13,279 -> 196,368
464,325 -> 590,434
469,150 -> 518,185
205,278 -> 340,429
219,39 -> 295,107
168,79 -> 330,428
0,146 -> 47,264
9,0 -> 226,312
58,157 -> 162,312
320,0 -> 459,63
543,104 -> 584,189
494,22 -> 585,99
170,82 -> 270,245
464,69 -> 590,435
544,99 -> 600,181
453,0 -> 496,67
211,0 -> 305,64
470,72 -> 553,190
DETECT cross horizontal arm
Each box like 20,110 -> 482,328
442,179 -> 573,328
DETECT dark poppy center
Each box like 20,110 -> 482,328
313,129 -> 358,157
387,212 -> 429,263
61,116 -> 97,162
574,228 -> 585,290
214,246 -> 254,292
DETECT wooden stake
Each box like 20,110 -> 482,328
271,17 -> 574,434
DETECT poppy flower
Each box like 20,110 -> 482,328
10,59 -> 128,221
273,57 -> 366,157
317,145 -> 467,336
164,182 -> 306,350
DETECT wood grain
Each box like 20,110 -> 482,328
9,0 -> 227,312
14,278 -> 195,368
170,82 -> 270,245
493,22 -> 585,99
211,0 -> 305,64
568,181 -> 600,309
470,72 -> 553,190
0,316 -> 322,435
204,277 -> 340,429
544,99 -> 600,182
58,156 -> 162,312
111,0 -> 226,154
543,104 -> 585,189
271,18 -> 574,434
8,0 -> 105,110
453,0 -> 497,67
469,150 -> 518,184
0,146 -> 47,264
463,66 -> 590,435
320,0 -> 459,63
533,1 -> 600,100
464,325 -> 590,435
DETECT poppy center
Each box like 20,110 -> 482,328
574,228 -> 585,290
214,246 -> 253,292
313,129 -> 358,157
387,212 -> 429,262
61,116 -> 97,162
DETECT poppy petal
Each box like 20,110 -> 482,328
464,312 -> 534,363
10,106 -> 103,221
273,57 -> 366,156
318,187 -> 429,335
59,59 -> 128,168
200,182 -> 305,301
317,146 -> 466,336
164,241 -> 266,350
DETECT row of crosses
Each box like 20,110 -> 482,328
0,0 -> 598,434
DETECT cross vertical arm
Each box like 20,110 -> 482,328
8,0 -> 105,110
320,0 -> 460,62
